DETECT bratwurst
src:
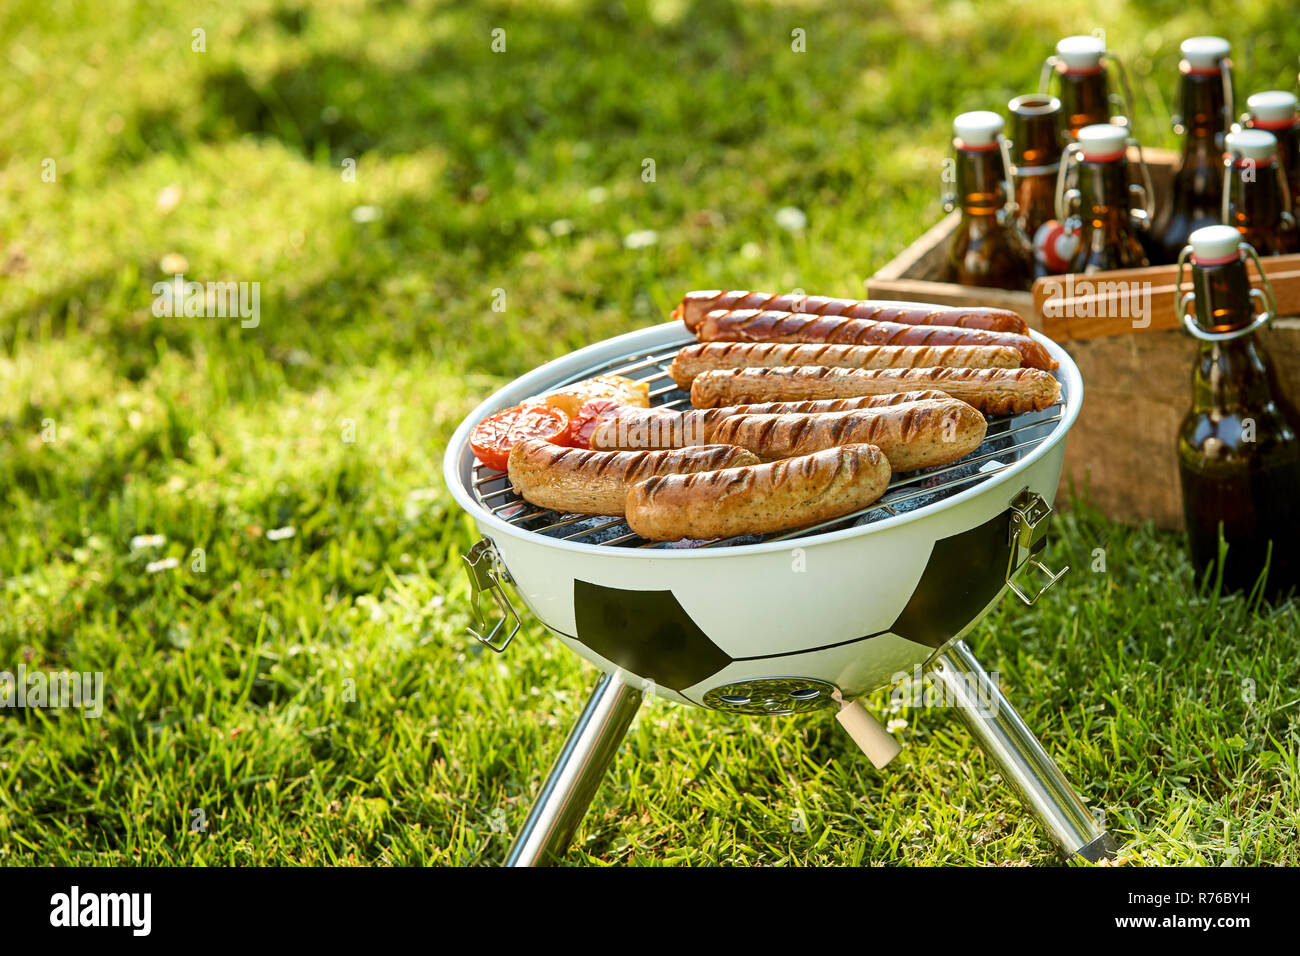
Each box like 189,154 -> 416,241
710,399 -> 987,471
507,440 -> 758,516
625,444 -> 891,541
668,341 -> 1019,389
588,390 -> 951,451
672,291 -> 1029,335
690,366 -> 1061,416
696,309 -> 1056,370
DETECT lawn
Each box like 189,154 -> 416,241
2,0 -> 1298,865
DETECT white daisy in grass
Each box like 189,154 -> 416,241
774,206 -> 807,232
623,229 -> 658,250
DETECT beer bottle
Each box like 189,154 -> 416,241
1059,124 -> 1150,272
1223,129 -> 1300,256
1008,94 -> 1069,276
1150,37 -> 1234,264
946,111 -> 1034,291
1043,36 -> 1113,142
1178,225 -> 1300,600
1244,91 -> 1300,220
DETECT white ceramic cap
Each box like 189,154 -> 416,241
1189,224 -> 1242,262
1076,123 -> 1128,160
1056,35 -> 1105,70
1181,36 -> 1230,69
1247,90 -> 1298,125
1226,128 -> 1278,162
953,110 -> 1004,147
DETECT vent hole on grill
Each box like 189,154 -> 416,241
719,694 -> 752,706
788,688 -> 821,701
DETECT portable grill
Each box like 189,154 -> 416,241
443,319 -> 1119,865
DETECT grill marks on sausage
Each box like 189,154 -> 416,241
696,309 -> 1056,370
793,447 -> 858,510
590,391 -> 957,451
708,398 -> 987,471
674,290 -> 1029,334
521,441 -> 741,479
691,366 -> 1060,415
624,444 -> 892,540
508,439 -> 760,516
636,466 -> 753,505
668,342 -> 1021,389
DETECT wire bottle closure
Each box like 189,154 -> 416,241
1040,44 -> 1156,224
1175,240 -> 1277,342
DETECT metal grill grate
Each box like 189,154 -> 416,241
468,339 -> 1065,549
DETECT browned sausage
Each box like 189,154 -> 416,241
669,341 -> 1020,388
696,309 -> 1057,371
690,366 -> 1062,416
711,399 -> 987,471
672,291 -> 1029,335
625,444 -> 891,541
588,390 -> 951,450
507,440 -> 759,516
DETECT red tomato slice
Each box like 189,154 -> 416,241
559,399 -> 624,449
470,404 -> 569,472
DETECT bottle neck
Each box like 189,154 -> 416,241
1189,257 -> 1275,409
1246,119 -> 1300,204
955,147 -> 1008,217
1010,109 -> 1062,171
1056,67 -> 1110,139
1077,159 -> 1134,235
1227,160 -> 1283,231
1178,68 -> 1226,159
1192,256 -> 1253,331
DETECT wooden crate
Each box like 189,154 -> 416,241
868,148 -> 1300,529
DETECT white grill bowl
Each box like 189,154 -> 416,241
443,321 -> 1082,708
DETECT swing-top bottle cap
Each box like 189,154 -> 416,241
1076,124 -> 1128,162
1180,36 -> 1230,71
1225,128 -> 1278,163
1188,225 -> 1242,265
1247,90 -> 1298,128
1056,35 -> 1105,72
953,111 -> 1004,149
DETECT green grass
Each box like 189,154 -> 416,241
2,0 -> 1299,865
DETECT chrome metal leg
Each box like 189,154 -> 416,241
505,672 -> 643,866
930,639 -> 1118,862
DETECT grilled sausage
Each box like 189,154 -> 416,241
668,341 -> 1019,388
711,399 -> 987,471
588,390 -> 951,450
672,291 -> 1029,335
625,444 -> 891,541
690,366 -> 1061,416
507,440 -> 759,516
697,309 -> 1057,371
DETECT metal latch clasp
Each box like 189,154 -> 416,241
462,538 -> 521,652
1006,489 -> 1068,606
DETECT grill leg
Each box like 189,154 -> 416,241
929,640 -> 1118,863
505,671 -> 643,866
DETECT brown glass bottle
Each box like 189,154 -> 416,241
1009,95 -> 1064,277
1150,37 -> 1232,264
947,111 -> 1034,291
1244,90 -> 1300,220
1062,125 -> 1149,272
1178,226 -> 1300,600
1048,36 -> 1112,143
1223,129 -> 1300,256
